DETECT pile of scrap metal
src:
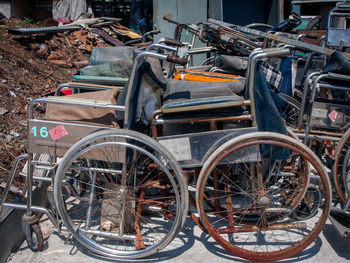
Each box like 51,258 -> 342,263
6,16 -> 147,69
8,16 -> 143,47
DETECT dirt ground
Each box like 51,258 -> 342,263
0,18 -> 92,185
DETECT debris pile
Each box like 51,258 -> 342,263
0,17 -> 141,184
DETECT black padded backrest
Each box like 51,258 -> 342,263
322,52 -> 350,75
116,57 -> 166,130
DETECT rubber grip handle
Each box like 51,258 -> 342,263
265,49 -> 291,58
304,34 -> 318,39
163,16 -> 179,25
166,56 -> 188,65
164,38 -> 182,47
149,29 -> 161,35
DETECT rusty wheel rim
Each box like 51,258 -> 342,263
197,133 -> 330,262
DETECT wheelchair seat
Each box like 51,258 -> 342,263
161,79 -> 245,113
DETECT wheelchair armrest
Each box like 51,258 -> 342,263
56,82 -> 123,96
72,75 -> 128,86
29,97 -> 125,119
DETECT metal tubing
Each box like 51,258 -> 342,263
2,202 -> 58,228
55,83 -> 121,96
291,127 -> 344,138
70,166 -> 123,175
124,52 -> 167,129
19,172 -> 52,183
81,229 -> 138,241
146,43 -> 178,52
0,154 -> 28,212
296,52 -> 317,88
61,228 -> 155,243
216,221 -> 307,234
153,114 -> 253,126
248,51 -> 267,126
293,133 -> 342,142
297,72 -> 321,129
26,152 -> 33,215
245,48 -> 263,84
28,98 -> 125,119
186,46 -> 217,55
303,74 -> 330,145
85,170 -> 97,229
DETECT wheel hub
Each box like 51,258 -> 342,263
259,195 -> 271,206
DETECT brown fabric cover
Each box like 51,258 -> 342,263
44,89 -> 119,127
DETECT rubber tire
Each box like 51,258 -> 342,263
26,223 -> 44,252
196,132 -> 331,262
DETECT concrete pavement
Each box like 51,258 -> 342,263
7,216 -> 350,263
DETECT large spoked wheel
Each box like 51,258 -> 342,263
333,128 -> 350,204
196,132 -> 331,262
54,129 -> 188,259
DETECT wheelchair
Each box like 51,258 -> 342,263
0,45 -> 331,262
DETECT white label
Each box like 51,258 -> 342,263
312,108 -> 328,118
159,137 -> 192,161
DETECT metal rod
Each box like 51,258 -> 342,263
303,74 -> 329,145
19,172 -> 52,183
86,170 -> 97,229
0,154 -> 28,213
70,166 -> 123,175
298,72 -> 321,129
153,114 -> 253,126
2,202 -> 58,228
55,83 -> 122,96
146,43 -> 178,52
28,98 -> 125,119
293,133 -> 342,141
26,153 -> 33,215
216,221 -> 307,234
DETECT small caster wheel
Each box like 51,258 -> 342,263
26,223 -> 44,252
22,214 -> 44,252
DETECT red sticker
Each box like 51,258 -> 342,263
328,110 -> 340,122
49,125 -> 68,141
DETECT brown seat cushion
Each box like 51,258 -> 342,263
44,89 -> 119,127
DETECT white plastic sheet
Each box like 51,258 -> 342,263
52,0 -> 87,21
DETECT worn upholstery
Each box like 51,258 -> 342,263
162,79 -> 245,109
45,89 -> 119,127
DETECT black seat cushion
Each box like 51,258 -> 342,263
162,79 -> 245,109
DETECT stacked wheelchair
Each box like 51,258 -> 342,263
0,20 -> 336,263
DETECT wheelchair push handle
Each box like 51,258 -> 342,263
164,37 -> 183,47
166,55 -> 188,65
265,48 -> 291,58
163,15 -> 179,25
303,34 -> 318,39
297,33 -> 318,41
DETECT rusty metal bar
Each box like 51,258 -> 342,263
153,114 -> 253,126
291,128 -> 344,138
216,221 -> 307,234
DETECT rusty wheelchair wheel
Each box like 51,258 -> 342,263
333,128 -> 350,205
196,132 -> 331,262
